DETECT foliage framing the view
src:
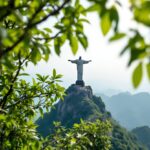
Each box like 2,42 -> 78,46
0,0 -> 150,149
0,68 -> 65,149
0,0 -> 113,149
0,0 -> 150,87
42,120 -> 111,150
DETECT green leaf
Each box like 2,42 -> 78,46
78,18 -> 90,24
100,12 -> 112,36
32,78 -> 36,86
75,0 -> 79,7
60,34 -> 67,46
44,28 -> 52,33
19,73 -> 29,76
128,48 -> 145,66
31,49 -> 41,64
134,1 -> 150,27
39,107 -> 43,117
0,114 -> 6,120
36,74 -> 43,81
42,45 -> 50,62
70,35 -> 78,55
70,138 -> 76,145
110,6 -> 119,32
54,38 -> 60,55
34,141 -> 41,149
77,34 -> 88,49
146,63 -> 150,81
53,69 -> 56,77
56,74 -> 63,79
109,33 -> 126,42
86,4 -> 100,12
132,62 -> 143,88
75,23 -> 83,32
61,17 -> 70,26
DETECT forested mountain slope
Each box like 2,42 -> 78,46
36,85 -> 147,150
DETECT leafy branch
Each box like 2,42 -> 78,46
1,0 -> 70,58
0,53 -> 31,109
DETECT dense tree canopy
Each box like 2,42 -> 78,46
0,0 -> 150,87
0,0 -> 150,149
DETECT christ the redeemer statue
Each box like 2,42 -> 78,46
68,56 -> 91,86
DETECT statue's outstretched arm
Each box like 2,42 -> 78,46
68,60 -> 77,63
83,60 -> 92,64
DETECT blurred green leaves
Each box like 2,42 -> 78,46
146,63 -> 150,81
100,6 -> 119,35
109,33 -> 126,42
69,35 -> 78,55
101,12 -> 112,35
132,62 -> 143,88
132,0 -> 150,27
0,1 -> 149,92
0,66 -> 65,149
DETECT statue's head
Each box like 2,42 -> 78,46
79,56 -> 82,60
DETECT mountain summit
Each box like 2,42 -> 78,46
37,84 -> 110,136
36,84 -> 147,149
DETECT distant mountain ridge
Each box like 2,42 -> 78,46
36,85 -> 147,150
132,126 -> 150,149
100,92 -> 150,130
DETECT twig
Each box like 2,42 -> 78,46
0,53 -> 31,108
33,31 -> 62,41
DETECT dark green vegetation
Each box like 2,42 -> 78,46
101,92 -> 150,129
132,126 -> 150,150
111,122 -> 147,150
0,71 -> 65,149
37,85 -> 110,136
43,120 -> 112,149
37,85 -> 147,150
1,0 -> 150,149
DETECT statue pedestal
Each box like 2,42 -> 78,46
76,80 -> 85,86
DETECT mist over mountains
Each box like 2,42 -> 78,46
99,92 -> 150,130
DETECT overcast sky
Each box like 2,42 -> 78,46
25,0 -> 150,95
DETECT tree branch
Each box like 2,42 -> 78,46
29,0 -> 70,28
5,92 -> 53,109
33,31 -> 62,41
0,0 -> 70,58
0,53 -> 31,108
0,0 -> 15,22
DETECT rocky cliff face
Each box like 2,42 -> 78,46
57,85 -> 110,123
36,84 -> 147,150
36,84 -> 110,136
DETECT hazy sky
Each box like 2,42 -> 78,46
25,1 -> 150,95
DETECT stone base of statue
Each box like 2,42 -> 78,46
76,80 -> 85,86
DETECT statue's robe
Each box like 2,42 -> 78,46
70,59 -> 89,81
